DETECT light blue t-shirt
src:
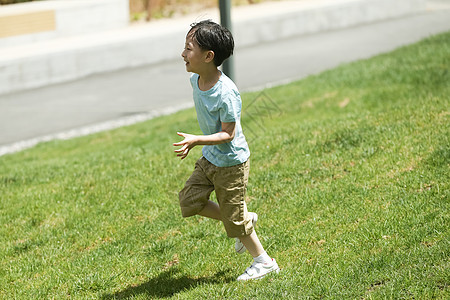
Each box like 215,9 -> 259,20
190,72 -> 250,167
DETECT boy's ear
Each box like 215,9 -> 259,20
205,50 -> 215,63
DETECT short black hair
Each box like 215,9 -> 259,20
188,20 -> 234,67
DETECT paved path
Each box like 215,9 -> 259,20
0,1 -> 449,155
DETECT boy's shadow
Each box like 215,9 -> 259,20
101,267 -> 234,299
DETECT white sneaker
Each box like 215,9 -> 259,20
237,258 -> 280,281
235,212 -> 258,254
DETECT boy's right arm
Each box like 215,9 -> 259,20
173,122 -> 236,159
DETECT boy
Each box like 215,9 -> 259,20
173,20 -> 279,281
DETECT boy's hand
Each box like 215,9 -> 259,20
173,132 -> 198,159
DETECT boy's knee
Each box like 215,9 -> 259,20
178,185 -> 210,218
222,211 -> 254,238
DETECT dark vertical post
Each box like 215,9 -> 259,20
219,0 -> 235,81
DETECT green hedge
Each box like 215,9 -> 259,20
0,0 -> 41,5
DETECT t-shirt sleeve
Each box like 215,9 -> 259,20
190,73 -> 197,88
219,91 -> 241,123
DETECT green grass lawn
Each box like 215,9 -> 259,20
1,32 -> 449,299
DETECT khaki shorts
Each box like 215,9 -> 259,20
179,156 -> 253,238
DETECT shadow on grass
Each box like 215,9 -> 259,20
101,267 -> 233,299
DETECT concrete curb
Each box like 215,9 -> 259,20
0,101 -> 194,157
0,0 -> 426,96
233,0 -> 427,45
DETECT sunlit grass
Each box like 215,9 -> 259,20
0,32 -> 449,299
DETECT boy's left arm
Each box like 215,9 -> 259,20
173,122 -> 236,159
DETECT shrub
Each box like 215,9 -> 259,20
1,0 -> 41,5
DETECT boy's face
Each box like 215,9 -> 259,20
181,31 -> 210,73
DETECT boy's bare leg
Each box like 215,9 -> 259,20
198,200 -> 221,220
198,203 -> 265,257
239,231 -> 265,258
237,230 -> 279,281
